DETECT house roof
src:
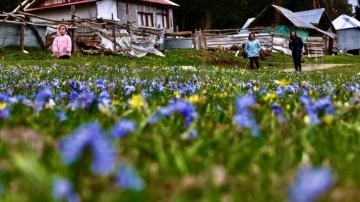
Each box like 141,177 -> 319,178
248,5 -> 336,38
23,0 -> 178,12
332,14 -> 360,30
143,0 -> 179,6
295,8 -> 325,25
241,17 -> 255,29
271,5 -> 316,29
24,0 -> 97,11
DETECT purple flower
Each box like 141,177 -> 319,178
110,119 -> 137,139
116,163 -> 145,191
234,111 -> 260,137
59,122 -> 117,175
0,93 -> 10,119
149,99 -> 198,127
55,109 -> 68,122
272,104 -> 283,116
234,94 -> 260,136
184,129 -> 198,139
34,86 -> 54,112
289,166 -> 334,202
52,177 -> 80,202
67,90 -> 96,110
235,94 -> 256,111
299,95 -> 334,125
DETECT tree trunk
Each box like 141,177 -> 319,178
204,9 -> 212,30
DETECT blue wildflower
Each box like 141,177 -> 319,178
234,94 -> 260,136
52,177 -> 80,202
115,163 -> 145,191
34,85 -> 54,112
59,122 -> 117,175
55,109 -> 68,122
149,99 -> 198,127
235,94 -> 256,111
0,93 -> 10,119
289,166 -> 334,202
110,119 -> 137,139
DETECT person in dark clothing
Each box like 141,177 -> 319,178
289,31 -> 304,72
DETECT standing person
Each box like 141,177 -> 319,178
245,32 -> 261,70
289,31 -> 303,72
52,24 -> 72,59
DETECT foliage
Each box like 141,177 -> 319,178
0,50 -> 360,201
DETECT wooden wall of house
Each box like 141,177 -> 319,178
0,24 -> 46,48
337,29 -> 360,51
117,2 -> 174,32
28,4 -> 97,22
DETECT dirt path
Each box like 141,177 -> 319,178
283,64 -> 352,72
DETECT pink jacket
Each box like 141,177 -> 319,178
52,25 -> 72,57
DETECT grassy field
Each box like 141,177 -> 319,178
0,47 -> 360,202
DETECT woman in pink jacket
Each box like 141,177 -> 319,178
52,24 -> 72,59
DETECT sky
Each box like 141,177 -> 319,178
349,0 -> 358,6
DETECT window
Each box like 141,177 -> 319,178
156,9 -> 169,28
138,12 -> 154,27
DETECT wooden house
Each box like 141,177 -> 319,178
22,0 -> 179,32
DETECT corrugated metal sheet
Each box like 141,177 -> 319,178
272,5 -> 315,29
337,29 -> 360,50
241,18 -> 255,29
25,0 -> 97,11
332,14 -> 360,30
0,24 -> 46,48
249,5 -> 336,38
295,8 -> 325,25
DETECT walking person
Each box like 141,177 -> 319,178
289,31 -> 303,72
245,32 -> 261,70
52,24 -> 72,59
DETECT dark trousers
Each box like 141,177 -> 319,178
249,57 -> 259,69
59,55 -> 71,59
292,53 -> 302,71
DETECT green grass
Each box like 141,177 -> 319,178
1,47 -> 360,202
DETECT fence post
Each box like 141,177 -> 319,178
19,25 -> 25,51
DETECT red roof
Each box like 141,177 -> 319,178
25,0 -> 178,12
25,0 -> 97,12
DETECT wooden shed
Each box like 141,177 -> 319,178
332,14 -> 360,53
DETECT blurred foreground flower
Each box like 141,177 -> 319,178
0,93 -> 10,119
110,119 -> 137,139
116,163 -> 145,191
52,177 -> 80,202
59,122 -> 117,175
288,166 -> 334,202
234,94 -> 260,136
128,94 -> 145,109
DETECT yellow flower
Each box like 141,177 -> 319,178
112,99 -> 121,106
286,104 -> 290,110
174,91 -> 180,98
218,92 -> 228,98
129,94 -> 145,109
253,86 -> 260,92
304,115 -> 310,124
0,102 -> 7,110
263,92 -> 277,102
187,94 -> 200,103
274,79 -> 289,86
323,115 -> 334,125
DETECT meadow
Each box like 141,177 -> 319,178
1,47 -> 360,202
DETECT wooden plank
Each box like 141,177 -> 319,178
19,25 -> 24,51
